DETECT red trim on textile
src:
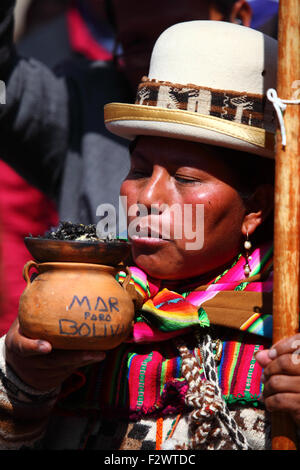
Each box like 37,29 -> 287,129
58,370 -> 87,400
66,7 -> 113,61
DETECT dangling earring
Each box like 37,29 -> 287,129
243,232 -> 252,277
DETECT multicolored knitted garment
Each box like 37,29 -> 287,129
57,242 -> 274,421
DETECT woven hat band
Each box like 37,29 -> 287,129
136,77 -> 275,134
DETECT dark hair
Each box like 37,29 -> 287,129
213,0 -> 237,16
215,145 -> 275,245
215,146 -> 275,195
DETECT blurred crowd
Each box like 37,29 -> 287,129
0,0 -> 278,335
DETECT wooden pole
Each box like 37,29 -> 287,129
271,0 -> 300,451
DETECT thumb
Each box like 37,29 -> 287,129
254,349 -> 275,367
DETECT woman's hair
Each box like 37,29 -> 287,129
212,145 -> 275,245
213,0 -> 237,17
213,146 -> 275,195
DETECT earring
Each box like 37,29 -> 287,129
243,232 -> 252,277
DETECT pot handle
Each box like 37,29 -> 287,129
120,266 -> 132,291
23,260 -> 39,286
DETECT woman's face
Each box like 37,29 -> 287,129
120,136 -> 247,280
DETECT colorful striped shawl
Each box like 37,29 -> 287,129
119,240 -> 274,340
58,242 -> 274,419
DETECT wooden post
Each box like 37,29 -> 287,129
271,0 -> 300,451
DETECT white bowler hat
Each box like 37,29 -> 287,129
104,21 -> 278,158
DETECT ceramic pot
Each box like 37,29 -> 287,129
18,261 -> 135,350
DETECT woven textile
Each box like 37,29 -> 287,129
120,241 -> 274,340
57,242 -> 273,420
136,77 -> 273,130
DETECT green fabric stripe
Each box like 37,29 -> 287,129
252,245 -> 273,276
227,341 -> 242,392
160,358 -> 168,394
117,272 -> 150,297
136,352 -> 153,409
212,253 -> 242,284
225,391 -> 261,406
246,313 -> 269,333
133,277 -> 150,296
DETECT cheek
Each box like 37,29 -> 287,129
193,185 -> 244,227
120,180 -> 137,207
120,180 -> 143,234
176,186 -> 245,254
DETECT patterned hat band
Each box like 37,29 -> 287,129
135,77 -> 275,134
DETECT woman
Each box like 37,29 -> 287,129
1,20 -> 299,450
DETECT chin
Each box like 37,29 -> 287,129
134,256 -> 173,280
133,254 -> 190,281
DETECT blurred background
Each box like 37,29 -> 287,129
0,0 -> 116,335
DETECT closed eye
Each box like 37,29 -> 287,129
175,174 -> 201,184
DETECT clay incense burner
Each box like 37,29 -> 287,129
18,223 -> 135,350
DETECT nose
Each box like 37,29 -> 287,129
137,165 -> 170,212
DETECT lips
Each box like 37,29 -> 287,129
131,225 -> 171,242
128,214 -> 172,241
131,235 -> 170,247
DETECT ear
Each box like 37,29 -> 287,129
229,0 -> 253,27
241,184 -> 274,237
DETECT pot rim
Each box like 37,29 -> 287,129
33,261 -> 123,274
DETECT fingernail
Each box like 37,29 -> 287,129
268,348 -> 277,359
37,340 -> 52,353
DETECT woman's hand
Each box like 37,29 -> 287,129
5,319 -> 106,392
255,333 -> 300,426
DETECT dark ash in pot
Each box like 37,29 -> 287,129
43,221 -> 114,242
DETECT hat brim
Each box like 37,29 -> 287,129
104,103 -> 275,158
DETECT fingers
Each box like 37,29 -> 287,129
263,374 -> 300,396
30,349 -> 106,370
272,334 -> 300,357
259,335 -> 300,378
18,352 -> 106,391
4,319 -> 106,391
263,391 -> 300,422
255,334 -> 300,372
5,319 -> 53,357
7,332 -> 106,370
255,334 -> 300,426
255,349 -> 273,368
6,334 -> 52,357
5,319 -> 106,365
